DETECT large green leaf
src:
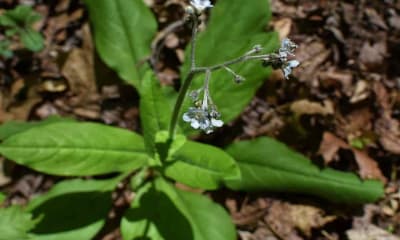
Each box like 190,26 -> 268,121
164,141 -> 240,190
180,0 -> 279,128
139,71 -> 175,157
226,137 -> 384,203
0,116 -> 74,141
26,178 -> 118,240
121,177 -> 236,240
0,122 -> 149,176
84,0 -> 157,88
0,206 -> 38,240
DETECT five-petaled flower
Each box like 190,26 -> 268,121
190,0 -> 213,12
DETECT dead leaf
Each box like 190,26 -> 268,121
347,224 -> 399,240
319,132 -> 386,182
265,201 -> 336,238
375,116 -> 400,154
359,41 -> 387,72
350,80 -> 370,103
373,82 -> 400,154
290,99 -> 334,116
61,23 -> 97,103
272,18 -> 292,40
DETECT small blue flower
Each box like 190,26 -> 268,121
190,0 -> 213,12
282,60 -> 300,79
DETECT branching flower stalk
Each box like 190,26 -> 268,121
168,0 -> 300,139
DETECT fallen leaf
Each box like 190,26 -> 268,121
265,201 -> 336,238
319,132 -> 386,182
359,41 -> 387,72
347,224 -> 399,240
290,99 -> 334,116
61,23 -> 97,103
372,82 -> 400,154
272,18 -> 292,40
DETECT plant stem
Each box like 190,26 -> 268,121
168,15 -> 198,139
167,15 -> 277,139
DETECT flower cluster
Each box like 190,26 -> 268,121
183,106 -> 223,134
182,71 -> 223,134
278,38 -> 300,79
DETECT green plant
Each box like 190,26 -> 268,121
0,5 -> 44,57
0,0 -> 384,239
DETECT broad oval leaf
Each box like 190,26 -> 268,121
164,141 -> 240,190
121,177 -> 236,240
0,122 -> 149,176
180,0 -> 279,131
225,137 -> 384,203
84,0 -> 157,88
0,116 -> 74,141
26,178 -> 117,240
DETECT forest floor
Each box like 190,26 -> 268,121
0,0 -> 399,239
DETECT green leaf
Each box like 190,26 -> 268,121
26,178 -> 117,240
139,71 -> 174,157
0,5 -> 41,25
0,116 -> 74,141
180,0 -> 279,129
0,122 -> 149,176
19,28 -> 44,52
225,137 -> 384,203
84,0 -> 157,88
164,141 -> 240,190
121,177 -> 236,240
0,40 -> 13,58
0,206 -> 38,240
0,192 -> 5,204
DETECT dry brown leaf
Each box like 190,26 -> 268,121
290,99 -> 334,116
319,132 -> 386,182
347,224 -> 399,240
350,80 -> 370,103
265,201 -> 336,239
61,23 -> 97,103
373,82 -> 400,154
272,18 -> 292,40
359,41 -> 387,72
375,115 -> 400,154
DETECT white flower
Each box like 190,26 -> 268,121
182,107 -> 223,134
190,0 -> 213,12
282,60 -> 300,79
279,38 -> 297,59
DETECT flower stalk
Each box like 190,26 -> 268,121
168,1 -> 300,140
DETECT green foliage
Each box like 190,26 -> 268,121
0,206 -> 38,240
139,71 -> 175,157
181,0 -> 279,129
0,116 -> 74,141
26,178 -> 117,240
84,0 -> 157,88
0,5 -> 44,54
121,177 -> 236,240
0,192 -> 5,204
164,140 -> 241,190
0,40 -> 12,58
0,0 -> 386,239
0,122 -> 149,176
225,137 -> 384,203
